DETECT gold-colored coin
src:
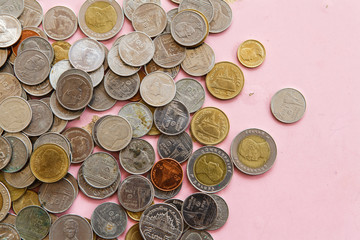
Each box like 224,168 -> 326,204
194,153 -> 227,186
237,135 -> 271,168
205,61 -> 244,100
12,189 -> 41,214
0,173 -> 26,202
237,39 -> 266,68
85,2 -> 117,34
190,107 -> 230,145
139,100 -> 160,136
125,223 -> 142,240
52,41 -> 71,64
30,144 -> 70,183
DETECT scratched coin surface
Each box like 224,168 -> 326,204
174,78 -> 205,113
88,81 -> 117,111
2,136 -> 28,173
157,132 -> 193,164
270,88 -> 306,123
0,136 -> 12,170
18,36 -> 54,63
179,0 -> 214,22
0,182 -> 11,222
23,99 -> 53,136
207,194 -> 229,230
209,0 -> 232,33
0,73 -> 22,102
151,158 -> 183,192
123,0 -> 161,21
144,59 -> 180,79
180,229 -> 214,240
62,127 -> 94,163
12,189 -> 40,214
153,33 -> 186,68
237,39 -> 266,68
49,214 -> 93,240
104,70 -> 140,100
107,42 -> 140,76
0,0 -> 24,18
18,0 -> 43,27
43,6 -> 78,40
0,223 -> 20,239
4,163 -> 35,188
181,43 -> 215,77
230,128 -> 277,175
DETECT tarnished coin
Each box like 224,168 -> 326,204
12,189 -> 40,214
0,1 -> 24,19
207,194 -> 229,230
119,138 -> 155,175
49,60 -> 73,90
153,33 -> 186,68
182,193 -> 217,230
181,43 -> 215,77
118,102 -> 153,138
174,78 -> 205,113
163,8 -> 178,33
0,213 -> 16,226
230,128 -> 277,175
0,48 -> 8,68
123,0 -> 161,21
140,71 -> 176,107
4,163 -> 35,188
3,132 -> 32,156
117,175 -> 154,212
132,3 -> 167,38
22,78 -> 53,97
49,91 -> 85,121
78,0 -> 125,41
52,41 -> 71,64
30,144 -> 70,183
0,136 -> 12,170
89,81 -> 117,111
126,201 -> 154,222
151,158 -> 183,192
18,0 -> 43,27
18,36 -> 54,63
144,59 -> 180,79
33,132 -> 71,159
181,229 -> 214,240
23,26 -> 48,40
118,32 -> 155,67
48,115 -> 68,133
107,43 -> 140,77
16,205 -> 51,240
43,6 -> 78,40
164,198 -> 189,231
64,173 -> 79,196
139,203 -> 183,240
2,136 -> 28,173
14,50 -> 50,85
49,214 -> 93,240
237,39 -> 266,68
146,173 -> 182,200
91,202 -> 127,239
0,223 -> 20,239
0,182 -> 11,221
23,99 -> 53,137
0,73 -> 22,102
83,152 -> 119,188
0,173 -> 26,202
179,0 -> 214,22
138,100 -> 161,136
209,0 -> 232,33
104,70 -> 140,100
62,127 -> 94,163
125,223 -> 142,240
157,132 -> 193,164
270,88 -> 306,123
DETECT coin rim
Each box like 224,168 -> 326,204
237,39 -> 266,68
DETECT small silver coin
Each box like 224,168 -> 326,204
180,229 -> 214,240
146,173 -> 182,200
49,60 -> 73,90
174,78 -> 205,113
22,99 -> 53,137
18,36 -> 54,63
207,194 -> 229,231
153,33 -> 186,68
209,0 -> 232,33
179,0 -> 214,23
104,70 -> 140,101
181,43 -> 215,77
88,65 -> 104,87
157,132 -> 193,164
49,91 -> 85,121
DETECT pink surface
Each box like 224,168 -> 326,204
35,0 -> 356,239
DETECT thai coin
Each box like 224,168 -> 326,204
23,99 -> 53,136
125,223 -> 142,240
83,152 -> 119,188
123,0 -> 161,21
30,144 -> 70,183
0,182 -> 11,221
153,33 -> 186,68
139,203 -> 183,240
18,36 -> 54,63
92,115 -> 109,147
146,173 -> 182,200
171,0 -> 181,4
0,213 -> 16,226
174,78 -> 205,113
154,100 -> 190,135
118,32 -> 154,67
126,201 -> 154,221
52,41 -> 71,64
207,194 -> 229,230
49,60 -> 73,90
0,73 -> 22,102
49,214 -> 93,240
91,202 -> 127,239
0,61 -> 14,75
100,42 -> 109,70
209,0 -> 232,33
270,88 -> 306,123
18,0 -> 43,27
78,165 -> 121,200
23,26 -> 48,40
64,173 -> 78,196
43,6 -> 78,40
181,43 -> 215,76
0,48 -> 7,68
49,91 -> 85,121
7,51 -> 15,65
182,193 -> 217,230
237,39 -> 266,68
13,29 -> 41,55
128,69 -> 145,102
3,163 -> 35,188
151,158 -> 183,192
164,198 -> 189,231
0,223 -> 20,239
104,70 -> 140,100
48,115 -> 68,133
171,9 -> 208,47
20,88 -> 28,100
139,100 -> 161,136
0,173 -> 26,202
144,59 -> 180,79
0,136 -> 12,170
117,175 -> 154,212
2,136 -> 28,173
27,179 -> 41,190
132,3 -> 167,38
181,229 -> 214,240
33,132 -> 71,158
62,127 -> 94,164
179,0 -> 214,22
14,50 -> 50,85
0,0 -> 24,18
69,38 -> 105,72
0,15 -> 22,48
39,178 -> 76,213
163,8 -> 178,33
3,132 -> 32,156
88,81 -> 117,111
230,128 -> 277,175
78,0 -> 125,41
22,78 -> 53,97
140,71 -> 176,107
119,138 -> 155,175
12,189 -> 40,214
118,102 -> 153,138
157,132 -> 192,164
88,65 -> 104,87
16,205 -> 51,240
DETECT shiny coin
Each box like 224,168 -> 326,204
49,60 -> 73,90
146,173 -> 182,200
117,175 -> 154,212
2,136 -> 28,173
230,128 -> 277,175
179,0 -> 214,22
21,78 -> 53,97
23,99 -> 53,137
78,0 -> 125,41
49,214 -> 93,240
43,6 -> 78,40
174,78 -> 205,113
125,223 -> 142,240
270,88 -> 306,123
91,202 -> 127,239
33,132 -> 71,159
3,163 -> 35,188
144,59 -> 180,79
18,0 -> 43,27
151,158 -> 183,191
181,43 -> 215,77
49,91 -> 85,121
163,8 -> 178,33
153,33 -> 186,68
3,132 -> 32,156
52,41 -> 71,64
0,73 -> 22,102
0,223 -> 20,239
18,36 -> 54,63
62,127 -> 94,164
209,0 -> 232,33
0,0 -> 24,18
123,0 -> 161,21
0,173 -> 26,202
88,81 -> 117,111
157,132 -> 193,164
119,138 -> 155,175
12,189 -> 40,214
0,182 -> 11,221
104,70 -> 140,100
0,14 -> 22,48
207,194 -> 229,230
0,136 -> 12,170
237,39 -> 266,68
181,229 -> 214,240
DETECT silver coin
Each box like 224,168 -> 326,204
0,61 -> 14,75
2,136 -> 28,173
23,26 -> 48,40
174,78 -> 205,113
18,36 -> 54,63
100,42 -> 109,70
181,43 -> 215,76
88,81 -> 117,111
33,132 -> 72,159
104,70 -> 140,101
123,0 -> 161,21
18,0 -> 43,27
270,88 -> 306,123
107,42 -> 140,76
207,194 -> 229,231
209,0 -> 232,33
88,65 -> 104,87
118,102 -> 153,138
0,0 -> 24,18
144,59 -> 180,79
64,173 -> 79,196
146,173 -> 182,200
49,60 -> 73,90
230,128 -> 277,175
164,198 -> 190,232
21,78 -> 53,97
187,146 -> 233,193
22,99 -> 53,137
153,33 -> 186,68
49,91 -> 85,121
163,8 -> 178,34
16,206 -> 51,240
0,15 -> 22,48
157,132 -> 193,164
179,0 -> 214,23
180,229 -> 214,240
3,132 -> 32,156
49,214 -> 93,240
62,127 -> 94,164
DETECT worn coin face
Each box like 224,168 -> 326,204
91,202 -> 128,239
104,70 -> 140,100
43,6 -> 78,40
145,59 -> 180,79
118,32 -> 155,67
230,128 -> 277,175
79,0 -> 124,41
4,163 -> 35,188
0,223 -> 21,239
34,132 -> 71,159
2,136 -> 28,173
181,43 -> 215,77
119,138 -> 155,175
0,0 -> 24,18
63,127 -> 94,163
164,198 -> 190,231
0,182 -> 11,222
0,15 -> 22,48
12,189 -> 40,214
123,0 -> 161,21
1,213 -> 16,226
0,136 -> 12,170
139,203 -> 183,240
118,175 -> 154,212
153,33 -> 186,68
181,229 -> 214,240
0,62 -> 15,75
18,36 -> 54,63
157,132 -> 193,164
88,81 -> 117,111
270,88 -> 306,123
125,223 -> 142,240
18,0 -> 43,27
64,173 -> 79,196
52,41 -> 71,64
88,65 -> 104,87
49,60 -> 73,90
179,0 -> 214,22
49,91 -> 85,121
12,29 -> 40,55
0,172 -> 26,202
151,158 -> 183,191
23,99 -> 53,136
49,214 -> 93,240
147,173 -> 182,200
0,73 -> 22,102
22,78 -> 53,97
207,194 -> 229,230
209,0 -> 232,33
237,39 -> 266,68
174,78 -> 205,113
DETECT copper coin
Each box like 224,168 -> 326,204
0,136 -> 12,170
22,99 -> 53,137
151,158 -> 183,191
3,163 -> 35,188
62,127 -> 94,164
2,136 -> 28,173
11,29 -> 40,56
23,26 -> 48,40
0,182 -> 11,222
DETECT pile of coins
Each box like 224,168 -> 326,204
0,0 -> 307,239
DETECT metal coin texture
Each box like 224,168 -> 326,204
209,0 -> 232,33
0,96 -> 32,133
104,70 -> 140,101
157,132 -> 193,164
62,127 -> 94,163
237,39 -> 266,68
145,59 -> 180,79
125,223 -> 142,240
151,158 -> 183,192
1,136 -> 28,173
180,229 -> 214,240
179,0 -> 214,22
22,99 -> 53,137
0,223 -> 21,239
43,6 -> 78,40
0,182 -> 11,222
0,15 -> 22,48
0,136 -> 12,170
18,0 -> 43,27
12,189 -> 40,214
3,163 -> 35,188
88,81 -> 117,111
0,73 -> 22,102
146,173 -> 182,200
174,78 -> 205,113
207,194 -> 229,230
49,214 -> 93,240
181,43 -> 215,77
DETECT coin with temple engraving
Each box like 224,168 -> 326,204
174,78 -> 205,113
49,214 -> 93,240
43,6 -> 78,40
157,132 -> 193,164
181,43 -> 215,77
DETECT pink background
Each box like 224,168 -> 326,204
35,0 -> 357,239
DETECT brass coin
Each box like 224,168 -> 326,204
0,173 -> 26,202
0,181 -> 11,222
125,223 -> 142,240
237,39 -> 266,68
12,190 -> 40,214
30,144 -> 70,183
51,41 -> 71,65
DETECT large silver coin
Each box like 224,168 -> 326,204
179,0 -> 214,23
0,15 -> 22,47
174,78 -> 205,113
209,0 -> 232,33
0,0 -> 24,18
157,132 -> 193,164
